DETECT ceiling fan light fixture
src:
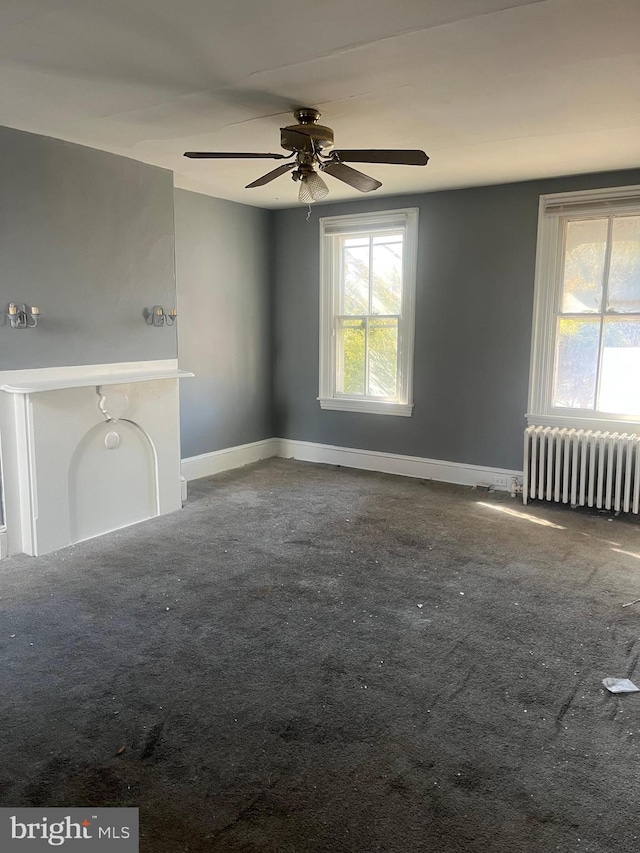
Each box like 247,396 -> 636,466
298,171 -> 329,204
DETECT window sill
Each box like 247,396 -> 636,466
527,412 -> 640,434
319,398 -> 413,417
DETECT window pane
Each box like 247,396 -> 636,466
372,235 -> 403,315
561,219 -> 607,313
607,216 -> 640,313
337,318 -> 365,395
553,317 -> 600,409
598,319 -> 640,415
342,241 -> 369,315
368,318 -> 398,398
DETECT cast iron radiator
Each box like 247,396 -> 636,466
523,426 -> 640,515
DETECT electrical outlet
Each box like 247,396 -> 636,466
492,474 -> 508,488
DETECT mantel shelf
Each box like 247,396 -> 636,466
0,368 -> 194,394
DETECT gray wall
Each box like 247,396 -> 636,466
0,125 -> 176,370
174,189 -> 272,459
4,123 -> 637,472
273,169 -> 640,471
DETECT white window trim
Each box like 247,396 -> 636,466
318,207 -> 418,416
528,184 -> 640,433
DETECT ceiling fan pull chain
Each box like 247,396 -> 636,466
306,203 -> 312,222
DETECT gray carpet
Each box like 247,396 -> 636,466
1,458 -> 640,852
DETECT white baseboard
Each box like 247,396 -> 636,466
181,436 -> 522,492
278,438 -> 522,491
0,529 -> 7,560
181,438 -> 279,481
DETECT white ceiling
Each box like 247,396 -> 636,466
1,0 -> 639,208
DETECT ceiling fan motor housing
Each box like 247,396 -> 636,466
281,107 -> 334,153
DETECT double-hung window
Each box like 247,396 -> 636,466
319,208 -> 418,416
529,186 -> 640,429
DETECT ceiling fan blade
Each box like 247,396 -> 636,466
331,149 -> 429,166
321,162 -> 382,193
246,162 -> 295,188
184,151 -> 289,159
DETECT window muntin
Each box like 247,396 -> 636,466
319,209 -> 418,416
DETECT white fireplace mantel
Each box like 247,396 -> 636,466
0,359 -> 193,557
0,360 -> 193,394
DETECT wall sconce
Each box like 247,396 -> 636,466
2,303 -> 41,329
146,305 -> 177,327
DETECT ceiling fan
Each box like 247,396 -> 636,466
184,108 -> 429,203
